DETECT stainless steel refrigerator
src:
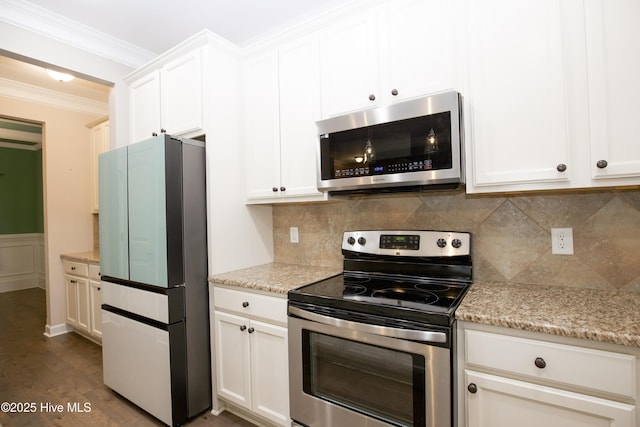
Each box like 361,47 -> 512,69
98,134 -> 210,426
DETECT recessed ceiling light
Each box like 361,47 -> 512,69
46,69 -> 75,82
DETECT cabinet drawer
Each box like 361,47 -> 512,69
63,260 -> 88,277
465,330 -> 636,399
213,286 -> 287,324
88,264 -> 100,281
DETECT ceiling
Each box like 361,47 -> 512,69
0,0 -> 349,145
23,0 -> 346,53
0,0 -> 350,106
0,55 -> 111,102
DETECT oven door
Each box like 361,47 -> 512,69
288,305 -> 451,427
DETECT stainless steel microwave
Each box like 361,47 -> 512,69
316,91 -> 463,194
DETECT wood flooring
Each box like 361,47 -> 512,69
0,288 -> 255,427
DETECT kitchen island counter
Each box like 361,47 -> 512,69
456,281 -> 640,348
209,262 -> 342,294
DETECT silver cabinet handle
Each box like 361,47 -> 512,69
288,306 -> 446,343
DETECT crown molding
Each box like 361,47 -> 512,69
0,77 -> 109,115
0,0 -> 156,68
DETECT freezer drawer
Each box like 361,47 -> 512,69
102,309 -> 187,426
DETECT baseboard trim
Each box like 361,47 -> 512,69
0,278 -> 38,293
44,323 -> 72,337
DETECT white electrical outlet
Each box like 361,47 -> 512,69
551,228 -> 573,255
290,227 -> 299,243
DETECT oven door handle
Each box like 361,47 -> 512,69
288,306 -> 447,344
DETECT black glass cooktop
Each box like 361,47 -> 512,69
289,273 -> 471,327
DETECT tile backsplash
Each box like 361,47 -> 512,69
273,188 -> 640,292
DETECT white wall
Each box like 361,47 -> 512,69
0,19 -> 138,334
0,94 -> 103,335
0,21 -> 135,149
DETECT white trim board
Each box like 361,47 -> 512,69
0,77 -> 108,115
0,0 -> 155,69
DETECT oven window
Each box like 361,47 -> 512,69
302,331 -> 426,427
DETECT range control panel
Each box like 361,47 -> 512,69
342,230 -> 471,257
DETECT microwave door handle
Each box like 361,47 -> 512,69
288,306 -> 447,344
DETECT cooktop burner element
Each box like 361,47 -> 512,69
289,230 -> 473,327
371,288 -> 439,304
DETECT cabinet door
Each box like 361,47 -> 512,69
89,280 -> 102,338
99,147 -> 129,280
214,311 -> 252,409
382,0 -> 456,103
465,370 -> 635,427
249,320 -> 289,426
464,0 -> 572,191
129,70 -> 161,144
90,120 -> 109,212
75,276 -> 90,333
278,34 -> 323,200
243,50 -> 281,200
320,10 -> 380,117
127,138 -> 168,287
162,48 -> 204,137
585,0 -> 640,182
65,276 -> 78,326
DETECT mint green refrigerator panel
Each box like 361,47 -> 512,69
127,138 -> 168,287
99,147 -> 129,280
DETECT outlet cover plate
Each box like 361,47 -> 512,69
290,226 -> 299,243
551,227 -> 573,255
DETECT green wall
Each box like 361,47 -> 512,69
0,147 -> 44,234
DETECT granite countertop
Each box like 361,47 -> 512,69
211,263 -> 640,348
60,250 -> 100,264
209,262 -> 342,294
456,281 -> 640,348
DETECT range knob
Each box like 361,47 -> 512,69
452,238 -> 462,249
357,237 -> 367,245
436,238 -> 447,248
347,236 -> 356,245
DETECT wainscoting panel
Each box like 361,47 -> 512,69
0,234 -> 45,293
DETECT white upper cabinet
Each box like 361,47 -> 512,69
462,0 -> 573,192
278,34 -> 324,200
128,47 -> 204,143
462,0 -> 640,193
320,0 -> 457,118
382,0 -> 457,104
161,49 -> 204,137
585,0 -> 640,184
243,50 -> 281,200
89,118 -> 109,212
244,34 -> 327,203
129,70 -> 161,143
320,9 -> 380,117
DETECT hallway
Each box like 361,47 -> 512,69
0,288 -> 253,426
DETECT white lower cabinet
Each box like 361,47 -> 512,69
88,264 -> 102,338
213,286 -> 289,426
63,259 -> 102,341
64,260 -> 90,333
465,370 -> 634,427
458,322 -> 638,427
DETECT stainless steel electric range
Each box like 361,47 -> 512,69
288,230 -> 472,427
